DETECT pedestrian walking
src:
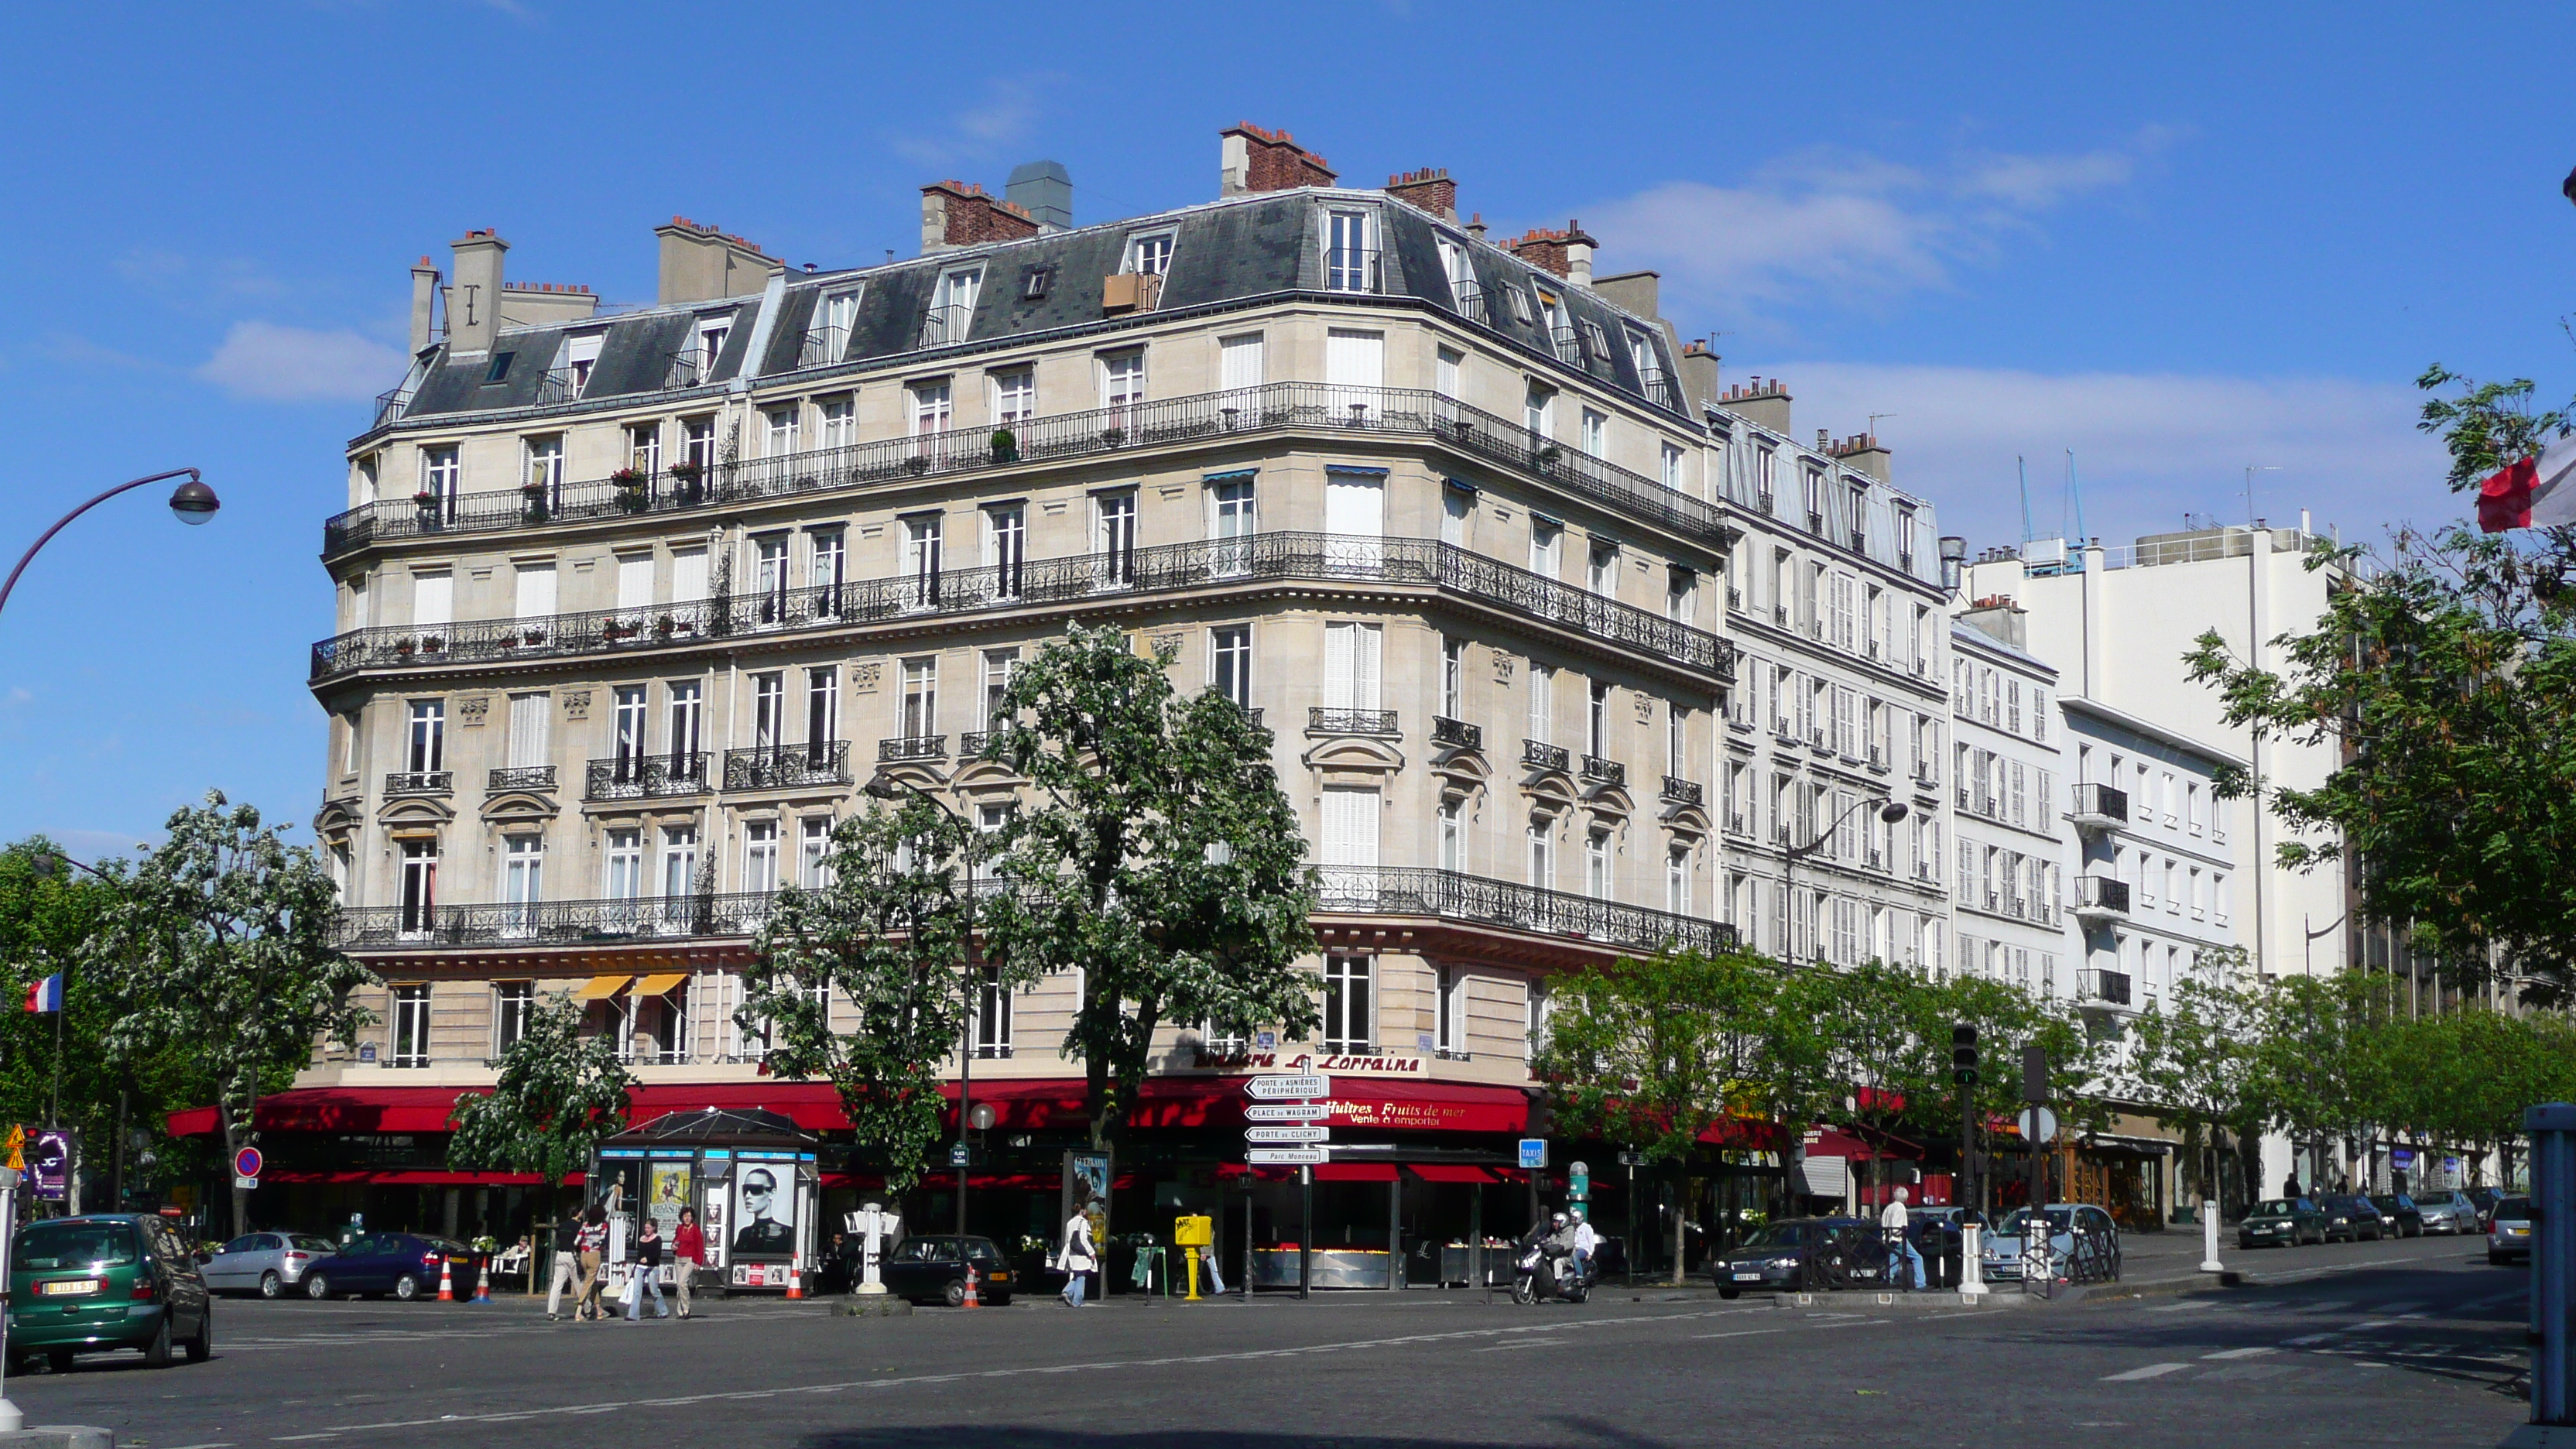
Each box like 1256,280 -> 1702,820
1199,1240 -> 1226,1296
545,1210 -> 582,1321
626,1218 -> 671,1321
574,1204 -> 610,1321
1057,1200 -> 1098,1307
1881,1187 -> 1923,1291
672,1207 -> 704,1321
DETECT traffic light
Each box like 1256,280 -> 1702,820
1951,1023 -> 1979,1086
2022,1045 -> 2050,1105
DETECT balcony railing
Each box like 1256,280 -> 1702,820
584,752 -> 711,801
958,731 -> 999,760
1324,247 -> 1383,294
313,531 -> 1738,688
919,305 -> 972,348
1315,866 -> 1737,957
1638,366 -> 1684,413
724,742 -> 851,791
1660,776 -> 1703,807
1309,707 -> 1399,737
1523,740 -> 1571,773
1581,755 -> 1625,788
323,380 -> 1732,557
384,770 -> 451,796
486,766 -> 555,793
2069,782 -> 2130,827
879,735 -> 947,764
372,383 -> 417,430
1547,325 -> 1580,363
2074,875 -> 2131,915
337,892 -> 777,951
1449,279 -> 1488,324
1430,715 -> 1482,751
2079,968 -> 2134,1007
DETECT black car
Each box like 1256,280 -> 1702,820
881,1235 -> 1015,1307
2366,1194 -> 2424,1238
1709,1217 -> 1886,1299
2317,1194 -> 2386,1243
300,1231 -> 475,1301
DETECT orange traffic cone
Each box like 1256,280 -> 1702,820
783,1253 -> 802,1300
962,1262 -> 980,1309
437,1255 -> 454,1302
469,1261 -> 492,1304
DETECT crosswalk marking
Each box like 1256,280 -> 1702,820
2202,1346 -> 2277,1360
2103,1363 -> 2190,1381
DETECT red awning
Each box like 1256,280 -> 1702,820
259,1170 -> 580,1187
1404,1164 -> 1495,1184
1804,1125 -> 1925,1161
166,1087 -> 478,1138
1311,1163 -> 1400,1183
625,1083 -> 848,1132
1698,1115 -> 1789,1151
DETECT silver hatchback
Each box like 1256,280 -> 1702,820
2410,1190 -> 2481,1235
203,1231 -> 338,1298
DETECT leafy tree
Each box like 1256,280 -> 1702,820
1531,948 -> 1778,1280
446,992 -> 635,1217
84,793 -> 375,1237
2244,971 -> 2390,1184
1810,961 -> 1947,1202
739,794 -> 1023,1194
1935,973 -> 2102,1211
2123,953 -> 2266,1215
977,625 -> 1321,1149
2186,368 -> 2576,1001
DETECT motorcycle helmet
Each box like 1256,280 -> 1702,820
1550,1211 -> 1569,1227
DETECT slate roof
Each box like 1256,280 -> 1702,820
379,189 -> 1686,430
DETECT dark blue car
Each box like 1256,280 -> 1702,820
300,1232 -> 473,1302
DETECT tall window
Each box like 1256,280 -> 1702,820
1661,442 -> 1684,490
800,817 -> 834,889
1435,966 -> 1464,1056
981,648 -> 1019,730
666,680 -> 704,771
754,536 -> 789,626
1585,830 -> 1609,899
391,985 -> 432,1068
1219,334 -> 1265,398
984,505 -> 1025,599
818,396 -> 855,450
494,981 -> 535,1054
1324,210 -> 1373,292
904,514 -> 944,609
1527,821 -> 1555,889
1321,954 -> 1374,1050
1125,231 -> 1175,276
1096,492 -> 1138,585
682,416 -> 717,473
1581,409 -> 1607,458
419,447 -> 460,512
1441,637 -> 1464,718
927,268 -> 980,344
1588,680 -> 1611,759
612,687 -> 648,778
909,381 -> 952,444
1668,704 -> 1688,776
901,658 -> 938,738
1210,475 -> 1255,574
1100,350 -> 1146,420
523,434 -> 564,501
398,839 -> 437,933
502,834 -> 543,913
659,826 -> 698,899
975,967 -> 1013,1057
1322,622 -> 1382,714
806,667 -> 839,761
1440,485 -> 1474,546
992,368 -> 1036,426
1527,663 -> 1554,745
763,406 -> 800,457
1436,346 -> 1462,399
1524,385 -> 1553,443
1438,797 -> 1463,872
1667,846 -> 1690,914
1319,786 -> 1379,872
605,829 -> 643,900
742,819 -> 780,892
1588,541 -> 1619,597
1211,627 -> 1252,708
406,700 -> 444,774
1530,519 -> 1562,578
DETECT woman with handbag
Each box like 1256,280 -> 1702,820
1057,1199 -> 1098,1308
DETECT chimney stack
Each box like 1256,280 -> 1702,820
446,230 -> 508,354
1675,338 -> 1720,416
409,256 -> 442,354
1005,159 -> 1074,231
1384,167 -> 1456,220
1502,221 -> 1598,283
1218,122 -> 1338,197
920,180 -> 1039,255
655,218 -> 776,304
1465,211 -> 1488,242
1714,375 -> 1793,434
1827,433 -> 1893,484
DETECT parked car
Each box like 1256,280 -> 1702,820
2489,1196 -> 2534,1265
2237,1197 -> 2328,1249
1906,1208 -> 1988,1288
2470,1187 -> 2503,1231
2410,1190 -> 2480,1235
1710,1217 -> 1888,1298
880,1235 -> 1015,1307
2319,1194 -> 2388,1243
8,1214 -> 212,1372
2365,1195 -> 2424,1238
204,1231 -> 338,1298
300,1231 -> 474,1301
1981,1204 -> 2122,1283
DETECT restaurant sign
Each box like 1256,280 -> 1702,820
1190,1046 -> 1425,1077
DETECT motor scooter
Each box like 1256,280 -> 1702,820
1510,1242 -> 1591,1305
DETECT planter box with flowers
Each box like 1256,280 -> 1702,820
611,468 -> 649,512
666,461 -> 705,504
990,428 -> 1018,464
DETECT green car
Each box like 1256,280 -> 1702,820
2237,1197 -> 2328,1249
9,1215 -> 212,1372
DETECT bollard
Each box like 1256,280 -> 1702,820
2506,1102 -> 2576,1447
2201,1197 -> 2225,1276
437,1255 -> 454,1302
1960,1222 -> 1987,1301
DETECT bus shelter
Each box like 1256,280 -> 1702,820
589,1107 -> 820,1295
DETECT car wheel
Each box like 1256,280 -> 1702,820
46,1351 -> 73,1375
305,1272 -> 332,1300
942,1279 -> 967,1309
142,1314 -> 173,1368
392,1274 -> 421,1303
259,1271 -> 283,1300
187,1310 -> 212,1364
1718,1286 -> 1741,1300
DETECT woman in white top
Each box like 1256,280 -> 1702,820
1058,1203 -> 1098,1307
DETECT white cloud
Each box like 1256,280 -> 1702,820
887,76 -> 1050,169
1766,361 -> 2452,550
1581,138 -> 2158,313
195,320 -> 406,402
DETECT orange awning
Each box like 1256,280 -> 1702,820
574,975 -> 632,1001
632,972 -> 688,996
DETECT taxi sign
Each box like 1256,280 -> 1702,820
1245,1074 -> 1331,1101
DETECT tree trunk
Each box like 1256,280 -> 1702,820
1670,1173 -> 1687,1286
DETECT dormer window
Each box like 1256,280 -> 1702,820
482,351 -> 514,385
563,333 -> 604,394
924,267 -> 981,347
1535,289 -> 1574,361
803,287 -> 860,367
1324,209 -> 1376,292
1578,319 -> 1614,371
1019,265 -> 1054,302
1124,231 -> 1176,276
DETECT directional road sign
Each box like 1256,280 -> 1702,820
1245,1074 -> 1331,1101
1245,1103 -> 1331,1122
1245,1147 -> 1331,1166
1245,1125 -> 1331,1145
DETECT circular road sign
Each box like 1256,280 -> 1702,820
234,1146 -> 263,1180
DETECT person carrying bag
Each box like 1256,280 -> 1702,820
1057,1201 -> 1098,1308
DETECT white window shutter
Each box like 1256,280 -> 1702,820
412,571 -> 451,628
670,549 -> 708,603
616,555 -> 653,611
514,562 -> 556,620
1324,624 -> 1355,711
508,694 -> 549,769
1356,625 -> 1382,711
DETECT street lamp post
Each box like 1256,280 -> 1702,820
0,468 -> 218,623
864,772 -> 979,1236
1778,796 -> 1910,1216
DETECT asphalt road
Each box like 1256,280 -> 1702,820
2,1231 -> 2529,1449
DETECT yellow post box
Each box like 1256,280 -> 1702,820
1174,1214 -> 1213,1300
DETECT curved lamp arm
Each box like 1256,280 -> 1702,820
1784,796 -> 1910,864
0,468 -> 211,622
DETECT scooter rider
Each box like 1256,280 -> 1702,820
1569,1207 -> 1600,1284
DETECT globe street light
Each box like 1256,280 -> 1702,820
0,468 -> 219,622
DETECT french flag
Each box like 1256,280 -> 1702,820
22,974 -> 60,1014
2477,436 -> 2576,532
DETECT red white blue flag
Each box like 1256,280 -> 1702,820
2477,436 -> 2576,532
22,974 -> 61,1013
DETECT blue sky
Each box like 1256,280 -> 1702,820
1,2 -> 2570,855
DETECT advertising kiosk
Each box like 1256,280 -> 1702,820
588,1107 -> 820,1297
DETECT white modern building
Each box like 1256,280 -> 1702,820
1945,602 -> 2067,997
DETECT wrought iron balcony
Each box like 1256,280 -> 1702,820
584,752 -> 710,801
336,892 -> 778,951
325,379 -> 1729,557
1639,366 -> 1684,413
1430,715 -> 1482,751
486,766 -> 555,793
724,742 -> 851,791
1314,865 -> 1738,958
2068,782 -> 2129,831
1309,707 -> 1399,737
879,735 -> 947,764
2078,968 -> 2134,1007
1581,755 -> 1625,788
918,305 -> 972,348
312,530 -> 1738,690
1523,740 -> 1571,772
2073,875 -> 2131,918
384,770 -> 451,796
1323,246 -> 1383,294
1448,279 -> 1488,324
1547,325 -> 1580,362
959,731 -> 998,759
1660,776 -> 1703,807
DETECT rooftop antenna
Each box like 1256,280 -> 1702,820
2066,450 -> 2087,545
1868,412 -> 1897,435
2017,456 -> 2034,543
